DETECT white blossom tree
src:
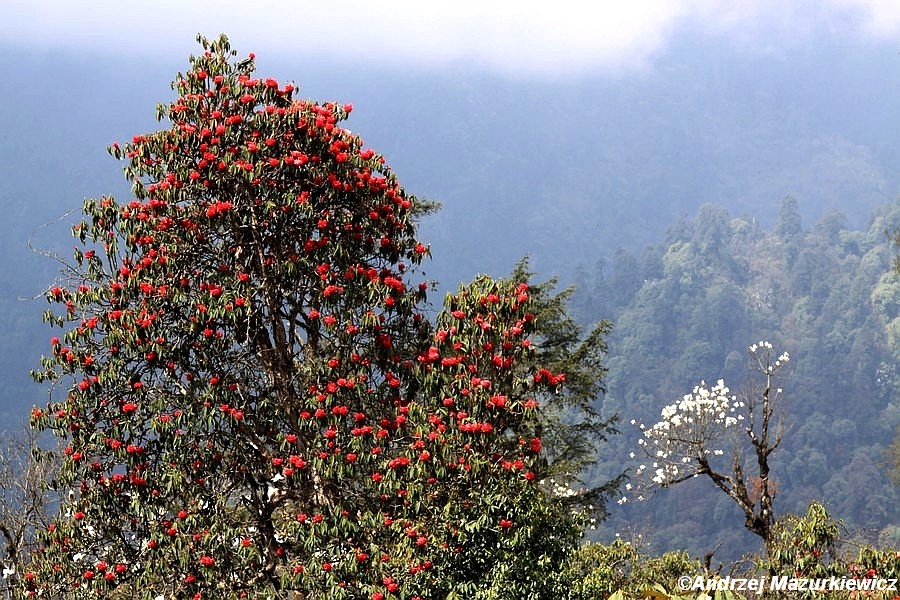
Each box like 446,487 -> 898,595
627,342 -> 790,550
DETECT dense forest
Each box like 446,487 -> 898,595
575,198 -> 900,560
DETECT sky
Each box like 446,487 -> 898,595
4,0 -> 900,77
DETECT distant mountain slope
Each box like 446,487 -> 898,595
580,199 -> 900,560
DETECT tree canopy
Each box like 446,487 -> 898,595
26,35 -> 617,599
575,198 -> 900,560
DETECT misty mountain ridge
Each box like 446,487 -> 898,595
3,35 -> 900,290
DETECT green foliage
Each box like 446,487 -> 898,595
589,200 -> 900,559
565,540 -> 703,599
506,259 -> 622,518
756,502 -> 900,600
566,503 -> 899,600
892,224 -> 900,274
760,503 -> 843,581
25,35 -> 611,599
886,429 -> 900,487
849,545 -> 900,588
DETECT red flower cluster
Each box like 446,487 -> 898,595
28,34 -> 571,600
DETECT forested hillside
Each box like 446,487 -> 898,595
577,198 -> 900,560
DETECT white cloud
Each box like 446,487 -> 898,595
832,0 -> 900,37
2,0 -> 900,77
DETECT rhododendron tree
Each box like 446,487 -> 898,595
628,341 -> 789,550
27,35 -> 614,599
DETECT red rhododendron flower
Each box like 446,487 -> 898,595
27,34 -> 605,600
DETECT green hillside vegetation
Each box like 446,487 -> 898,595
575,198 -> 900,561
